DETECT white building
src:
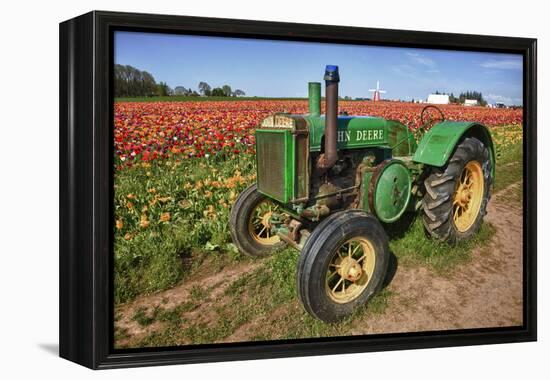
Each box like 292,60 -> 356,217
427,94 -> 450,104
464,99 -> 478,106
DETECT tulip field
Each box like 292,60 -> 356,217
114,100 -> 522,167
113,99 -> 523,306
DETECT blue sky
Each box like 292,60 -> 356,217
115,31 -> 523,105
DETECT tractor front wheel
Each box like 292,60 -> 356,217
229,184 -> 287,257
422,137 -> 492,243
296,210 -> 390,323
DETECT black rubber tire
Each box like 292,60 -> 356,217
422,137 -> 492,244
229,184 -> 287,257
297,210 -> 390,323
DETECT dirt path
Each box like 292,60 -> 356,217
115,259 -> 263,346
115,182 -> 523,346
348,182 -> 523,334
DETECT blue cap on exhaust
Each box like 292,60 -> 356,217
324,65 -> 340,82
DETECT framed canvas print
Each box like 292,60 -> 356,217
59,11 -> 537,369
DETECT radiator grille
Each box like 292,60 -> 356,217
256,131 -> 287,202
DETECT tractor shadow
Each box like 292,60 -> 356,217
380,212 -> 417,288
383,212 -> 417,240
382,251 -> 398,288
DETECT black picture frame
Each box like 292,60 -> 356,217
59,10 -> 537,369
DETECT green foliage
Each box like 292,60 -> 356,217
157,81 -> 173,97
198,81 -> 211,96
114,228 -> 186,303
268,249 -> 300,302
211,87 -> 225,96
173,86 -> 189,96
433,90 -> 486,106
132,306 -> 159,326
459,90 -> 487,106
449,93 -> 458,103
491,124 -> 523,192
114,64 -> 158,98
388,217 -> 496,272
189,285 -> 208,301
114,152 -> 256,304
222,84 -> 232,97
114,72 -> 245,99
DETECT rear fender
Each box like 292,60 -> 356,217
412,121 -> 495,180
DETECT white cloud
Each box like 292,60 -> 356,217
392,64 -> 415,77
406,52 -> 436,68
479,59 -> 522,70
485,93 -> 522,105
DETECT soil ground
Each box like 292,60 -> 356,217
347,182 -> 523,335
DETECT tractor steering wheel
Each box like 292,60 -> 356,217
420,105 -> 445,129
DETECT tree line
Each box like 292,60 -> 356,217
114,64 -> 246,98
433,90 -> 487,106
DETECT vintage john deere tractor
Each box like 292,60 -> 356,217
230,65 -> 494,322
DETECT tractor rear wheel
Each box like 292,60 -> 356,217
229,184 -> 287,257
422,137 -> 492,243
296,210 -> 390,323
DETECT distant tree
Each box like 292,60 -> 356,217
233,89 -> 246,97
114,64 -> 158,97
458,90 -> 487,106
449,93 -> 459,104
157,82 -> 172,97
211,87 -> 225,96
222,85 -> 232,97
174,86 -> 188,95
198,82 -> 212,96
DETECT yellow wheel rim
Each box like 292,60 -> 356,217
452,160 -> 484,232
325,237 -> 376,304
248,199 -> 281,245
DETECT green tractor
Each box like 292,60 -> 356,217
230,65 -> 494,323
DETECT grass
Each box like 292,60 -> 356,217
114,151 -> 255,303
497,182 -> 523,205
494,145 -> 523,192
491,124 -> 523,192
118,208 -> 497,348
132,306 -> 160,327
114,124 -> 523,347
189,285 -> 208,301
121,248 -> 394,348
388,217 -> 496,272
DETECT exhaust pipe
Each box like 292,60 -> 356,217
317,65 -> 339,171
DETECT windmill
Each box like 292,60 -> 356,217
369,81 -> 386,101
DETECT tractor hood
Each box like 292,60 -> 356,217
305,114 -> 388,151
259,113 -> 392,151
257,113 -> 416,156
